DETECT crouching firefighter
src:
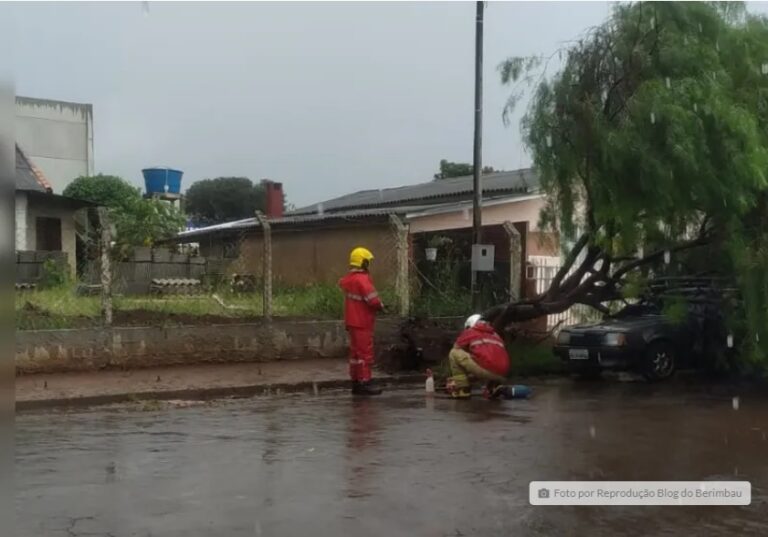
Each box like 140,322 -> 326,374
446,314 -> 510,399
339,247 -> 385,396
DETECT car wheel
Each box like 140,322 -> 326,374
642,341 -> 676,381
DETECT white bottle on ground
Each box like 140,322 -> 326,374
425,369 -> 435,395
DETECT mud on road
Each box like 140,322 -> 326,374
16,382 -> 768,536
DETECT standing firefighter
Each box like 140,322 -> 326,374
339,247 -> 384,396
446,314 -> 510,399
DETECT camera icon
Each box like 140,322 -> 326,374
538,488 -> 550,499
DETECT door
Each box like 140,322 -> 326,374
36,217 -> 62,251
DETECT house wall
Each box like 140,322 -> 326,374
199,222 -> 399,287
25,197 -> 78,277
15,191 -> 29,250
16,97 -> 94,193
527,231 -> 560,257
407,195 -> 548,234
408,195 -> 560,259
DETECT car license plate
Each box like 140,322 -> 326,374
569,348 -> 590,360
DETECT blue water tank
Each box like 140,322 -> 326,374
142,167 -> 183,195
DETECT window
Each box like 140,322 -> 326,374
36,217 -> 62,251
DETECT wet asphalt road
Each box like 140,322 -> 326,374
16,381 -> 768,537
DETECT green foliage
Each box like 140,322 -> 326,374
413,288 -> 472,318
273,284 -> 396,318
501,1 -> 768,364
39,258 -> 69,289
661,295 -> 689,325
274,284 -> 344,318
620,271 -> 648,300
185,177 -> 268,226
413,252 -> 472,317
433,159 -> 495,180
111,197 -> 186,251
64,174 -> 141,209
507,341 -> 565,376
15,285 -> 395,329
63,174 -> 184,251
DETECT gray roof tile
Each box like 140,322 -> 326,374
291,168 -> 538,215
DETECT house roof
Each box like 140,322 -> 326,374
291,168 -> 538,215
15,145 -> 94,209
174,205 -> 437,242
15,145 -> 52,193
173,191 -> 540,243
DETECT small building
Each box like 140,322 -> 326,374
174,170 -> 560,300
15,145 -> 92,279
15,96 -> 94,193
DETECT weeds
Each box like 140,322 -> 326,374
15,283 -> 395,329
507,341 -> 564,376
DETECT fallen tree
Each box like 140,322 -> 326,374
490,1 -> 768,364
484,226 -> 715,329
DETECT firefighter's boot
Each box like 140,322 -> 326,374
447,374 -> 471,399
352,380 -> 383,396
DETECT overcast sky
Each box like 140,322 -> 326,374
10,2 -> 768,207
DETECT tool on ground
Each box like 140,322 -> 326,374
483,383 -> 532,400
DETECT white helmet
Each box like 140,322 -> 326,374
464,314 -> 482,329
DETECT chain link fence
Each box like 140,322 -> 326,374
16,214 -> 606,332
15,216 -> 409,330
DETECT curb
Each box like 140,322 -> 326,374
16,374 -> 426,411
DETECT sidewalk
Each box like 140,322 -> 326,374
16,359 -> 424,410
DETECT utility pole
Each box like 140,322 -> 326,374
471,1 -> 485,310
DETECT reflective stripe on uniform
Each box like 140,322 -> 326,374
346,293 -> 364,301
364,291 -> 378,302
469,338 -> 505,349
348,359 -> 366,365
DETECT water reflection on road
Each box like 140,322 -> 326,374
16,382 -> 768,536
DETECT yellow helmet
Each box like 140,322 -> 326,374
349,247 -> 374,268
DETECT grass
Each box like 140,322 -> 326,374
16,287 -> 102,330
15,284 -> 397,330
507,340 -> 564,376
412,288 -> 473,318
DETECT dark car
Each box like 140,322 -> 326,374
553,301 -> 725,381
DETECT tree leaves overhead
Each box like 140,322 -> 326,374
64,174 -> 184,250
185,177 -> 267,226
433,159 -> 496,180
64,174 -> 142,210
500,1 -> 768,364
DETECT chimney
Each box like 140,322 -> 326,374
261,179 -> 284,218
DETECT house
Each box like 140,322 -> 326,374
173,170 -> 560,298
15,145 -> 93,279
15,96 -> 94,193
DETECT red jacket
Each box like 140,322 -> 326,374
454,321 -> 510,377
339,269 -> 383,329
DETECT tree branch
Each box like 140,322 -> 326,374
544,233 -> 591,296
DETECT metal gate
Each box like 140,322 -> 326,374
527,255 -> 598,330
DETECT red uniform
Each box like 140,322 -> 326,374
339,269 -> 383,382
454,321 -> 510,377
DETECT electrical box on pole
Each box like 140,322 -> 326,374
471,244 -> 495,272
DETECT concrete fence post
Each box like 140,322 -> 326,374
502,221 -> 522,303
389,214 -> 410,316
255,211 -> 273,319
97,207 -> 113,326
